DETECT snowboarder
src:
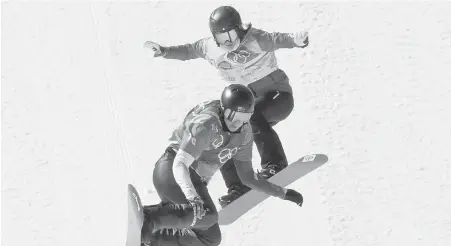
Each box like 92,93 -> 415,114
144,5 -> 309,208
141,84 -> 304,246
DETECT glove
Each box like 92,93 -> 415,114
187,196 -> 207,226
143,41 -> 166,57
283,189 -> 304,207
293,31 -> 309,48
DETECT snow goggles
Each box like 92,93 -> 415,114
224,108 -> 253,124
214,29 -> 239,45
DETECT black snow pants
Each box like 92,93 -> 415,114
219,68 -> 295,193
142,147 -> 221,246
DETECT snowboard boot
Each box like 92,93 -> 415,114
252,127 -> 289,180
141,205 -> 158,246
257,162 -> 287,179
218,184 -> 251,208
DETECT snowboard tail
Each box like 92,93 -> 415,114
126,184 -> 144,246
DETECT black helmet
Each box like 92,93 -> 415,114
209,6 -> 242,33
221,84 -> 255,114
209,6 -> 250,46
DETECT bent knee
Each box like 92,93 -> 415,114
199,223 -> 222,246
261,94 -> 294,124
197,209 -> 218,228
209,225 -> 222,246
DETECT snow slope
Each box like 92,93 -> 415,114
2,1 -> 451,246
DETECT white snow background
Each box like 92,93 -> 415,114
2,1 -> 451,246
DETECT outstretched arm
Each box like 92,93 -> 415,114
232,133 -> 287,199
157,38 -> 208,61
235,158 -> 288,199
253,28 -> 309,52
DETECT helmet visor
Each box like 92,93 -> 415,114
224,109 -> 252,125
214,29 -> 239,45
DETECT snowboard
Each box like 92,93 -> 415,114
218,153 -> 329,225
126,184 -> 144,246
